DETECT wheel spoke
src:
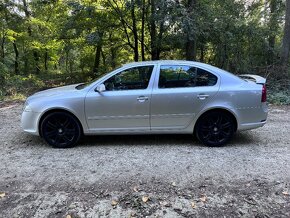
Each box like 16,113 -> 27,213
201,125 -> 211,132
46,130 -> 57,138
216,115 -> 222,126
220,122 -> 231,130
63,118 -> 70,128
63,134 -> 73,143
213,134 -> 219,143
66,129 -> 76,135
47,121 -> 57,129
220,130 -> 230,138
54,134 -> 61,144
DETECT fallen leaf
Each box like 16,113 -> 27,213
133,186 -> 138,192
0,193 -> 6,198
111,200 -> 118,206
200,196 -> 207,202
171,182 -> 176,187
282,191 -> 289,195
191,201 -> 196,208
142,196 -> 149,203
160,201 -> 170,207
66,215 -> 72,218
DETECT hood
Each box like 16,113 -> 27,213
27,83 -> 82,101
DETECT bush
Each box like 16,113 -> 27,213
268,89 -> 290,105
1,74 -> 45,100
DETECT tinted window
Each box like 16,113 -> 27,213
104,66 -> 154,91
158,65 -> 217,88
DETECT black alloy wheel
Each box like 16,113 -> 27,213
41,112 -> 81,148
196,111 -> 235,146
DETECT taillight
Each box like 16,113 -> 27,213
261,84 -> 267,102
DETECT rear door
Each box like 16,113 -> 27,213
150,64 -> 220,130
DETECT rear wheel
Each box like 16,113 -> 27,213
40,112 -> 81,148
195,111 -> 235,146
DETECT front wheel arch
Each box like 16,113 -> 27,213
38,109 -> 84,138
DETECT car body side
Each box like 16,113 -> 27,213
21,61 -> 268,136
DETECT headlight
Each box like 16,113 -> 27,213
23,101 -> 32,112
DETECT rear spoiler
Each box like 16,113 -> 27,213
238,74 -> 266,84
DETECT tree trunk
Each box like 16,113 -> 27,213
185,0 -> 196,61
131,0 -> 139,61
13,41 -> 19,75
267,0 -> 278,65
141,0 -> 146,61
200,44 -> 204,62
93,32 -> 103,76
93,44 -> 102,76
22,0 -> 40,74
281,0 -> 290,66
150,0 -> 158,60
44,49 -> 48,71
1,34 -> 4,60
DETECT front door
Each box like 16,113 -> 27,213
85,65 -> 155,132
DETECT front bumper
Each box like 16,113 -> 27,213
21,111 -> 41,135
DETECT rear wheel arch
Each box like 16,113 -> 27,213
194,108 -> 238,133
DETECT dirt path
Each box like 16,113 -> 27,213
0,102 -> 289,217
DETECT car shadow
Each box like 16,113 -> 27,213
78,131 -> 258,148
16,131 -> 259,148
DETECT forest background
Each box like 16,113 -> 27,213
1,0 -> 290,104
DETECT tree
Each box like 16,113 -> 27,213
184,0 -> 197,61
281,0 -> 290,66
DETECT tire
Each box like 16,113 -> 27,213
40,111 -> 81,148
195,111 -> 235,147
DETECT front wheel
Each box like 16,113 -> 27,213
195,111 -> 235,147
40,112 -> 81,148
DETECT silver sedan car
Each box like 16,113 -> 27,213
21,60 -> 268,148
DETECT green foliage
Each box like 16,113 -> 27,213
0,0 -> 289,103
268,89 -> 290,105
3,74 -> 45,96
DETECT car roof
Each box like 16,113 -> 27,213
123,60 -> 221,72
123,60 -> 243,82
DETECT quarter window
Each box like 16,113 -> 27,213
104,65 -> 154,91
158,65 -> 217,88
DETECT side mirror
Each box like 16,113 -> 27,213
96,84 -> 106,92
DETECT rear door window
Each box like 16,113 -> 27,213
158,65 -> 217,88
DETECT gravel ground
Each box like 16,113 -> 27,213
0,102 -> 290,217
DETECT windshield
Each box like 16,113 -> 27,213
75,66 -> 123,90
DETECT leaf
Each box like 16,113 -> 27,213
142,196 -> 149,203
133,186 -> 138,192
0,193 -> 5,198
200,196 -> 207,202
171,182 -> 176,187
282,191 -> 289,195
111,200 -> 118,206
191,201 -> 196,208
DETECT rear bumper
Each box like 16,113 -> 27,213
21,111 -> 41,135
237,103 -> 268,131
238,120 -> 267,131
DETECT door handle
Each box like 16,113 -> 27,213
197,94 -> 209,100
137,96 -> 149,102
